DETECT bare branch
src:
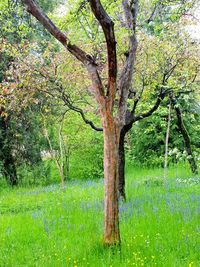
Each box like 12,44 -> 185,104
162,63 -> 178,84
145,3 -> 158,24
62,93 -> 103,132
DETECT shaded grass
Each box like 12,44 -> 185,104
0,165 -> 200,267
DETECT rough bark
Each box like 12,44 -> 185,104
103,117 -> 120,245
89,0 -> 120,244
174,105 -> 198,174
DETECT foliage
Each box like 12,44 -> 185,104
127,95 -> 200,167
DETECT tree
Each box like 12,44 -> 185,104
0,40 -> 47,186
21,0 -> 141,245
49,0 -> 199,200
172,95 -> 198,174
127,91 -> 200,172
117,0 -> 200,198
21,0 -> 199,244
0,113 -> 18,186
0,39 -> 17,185
0,0 -> 60,185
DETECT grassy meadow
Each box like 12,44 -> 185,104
0,164 -> 200,267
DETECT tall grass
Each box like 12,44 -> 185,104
0,165 -> 199,266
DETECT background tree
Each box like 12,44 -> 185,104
0,0 -> 65,186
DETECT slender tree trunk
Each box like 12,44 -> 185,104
63,147 -> 70,179
58,121 -> 65,188
43,126 -> 65,188
164,101 -> 172,180
118,129 -> 126,201
175,105 -> 198,174
103,118 -> 120,245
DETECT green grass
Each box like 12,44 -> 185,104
0,165 -> 199,267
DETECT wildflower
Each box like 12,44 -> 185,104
189,262 -> 193,267
43,218 -> 49,234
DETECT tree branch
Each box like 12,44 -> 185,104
145,3 -> 158,24
134,92 -> 165,122
22,0 -> 105,100
89,0 -> 117,105
117,0 -> 138,123
22,0 -> 93,64
162,63 -> 178,84
62,93 -> 103,132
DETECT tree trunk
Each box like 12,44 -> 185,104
3,155 -> 18,186
118,129 -> 126,201
164,101 -> 172,181
0,116 -> 18,186
118,122 -> 133,201
103,118 -> 120,245
175,105 -> 198,174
